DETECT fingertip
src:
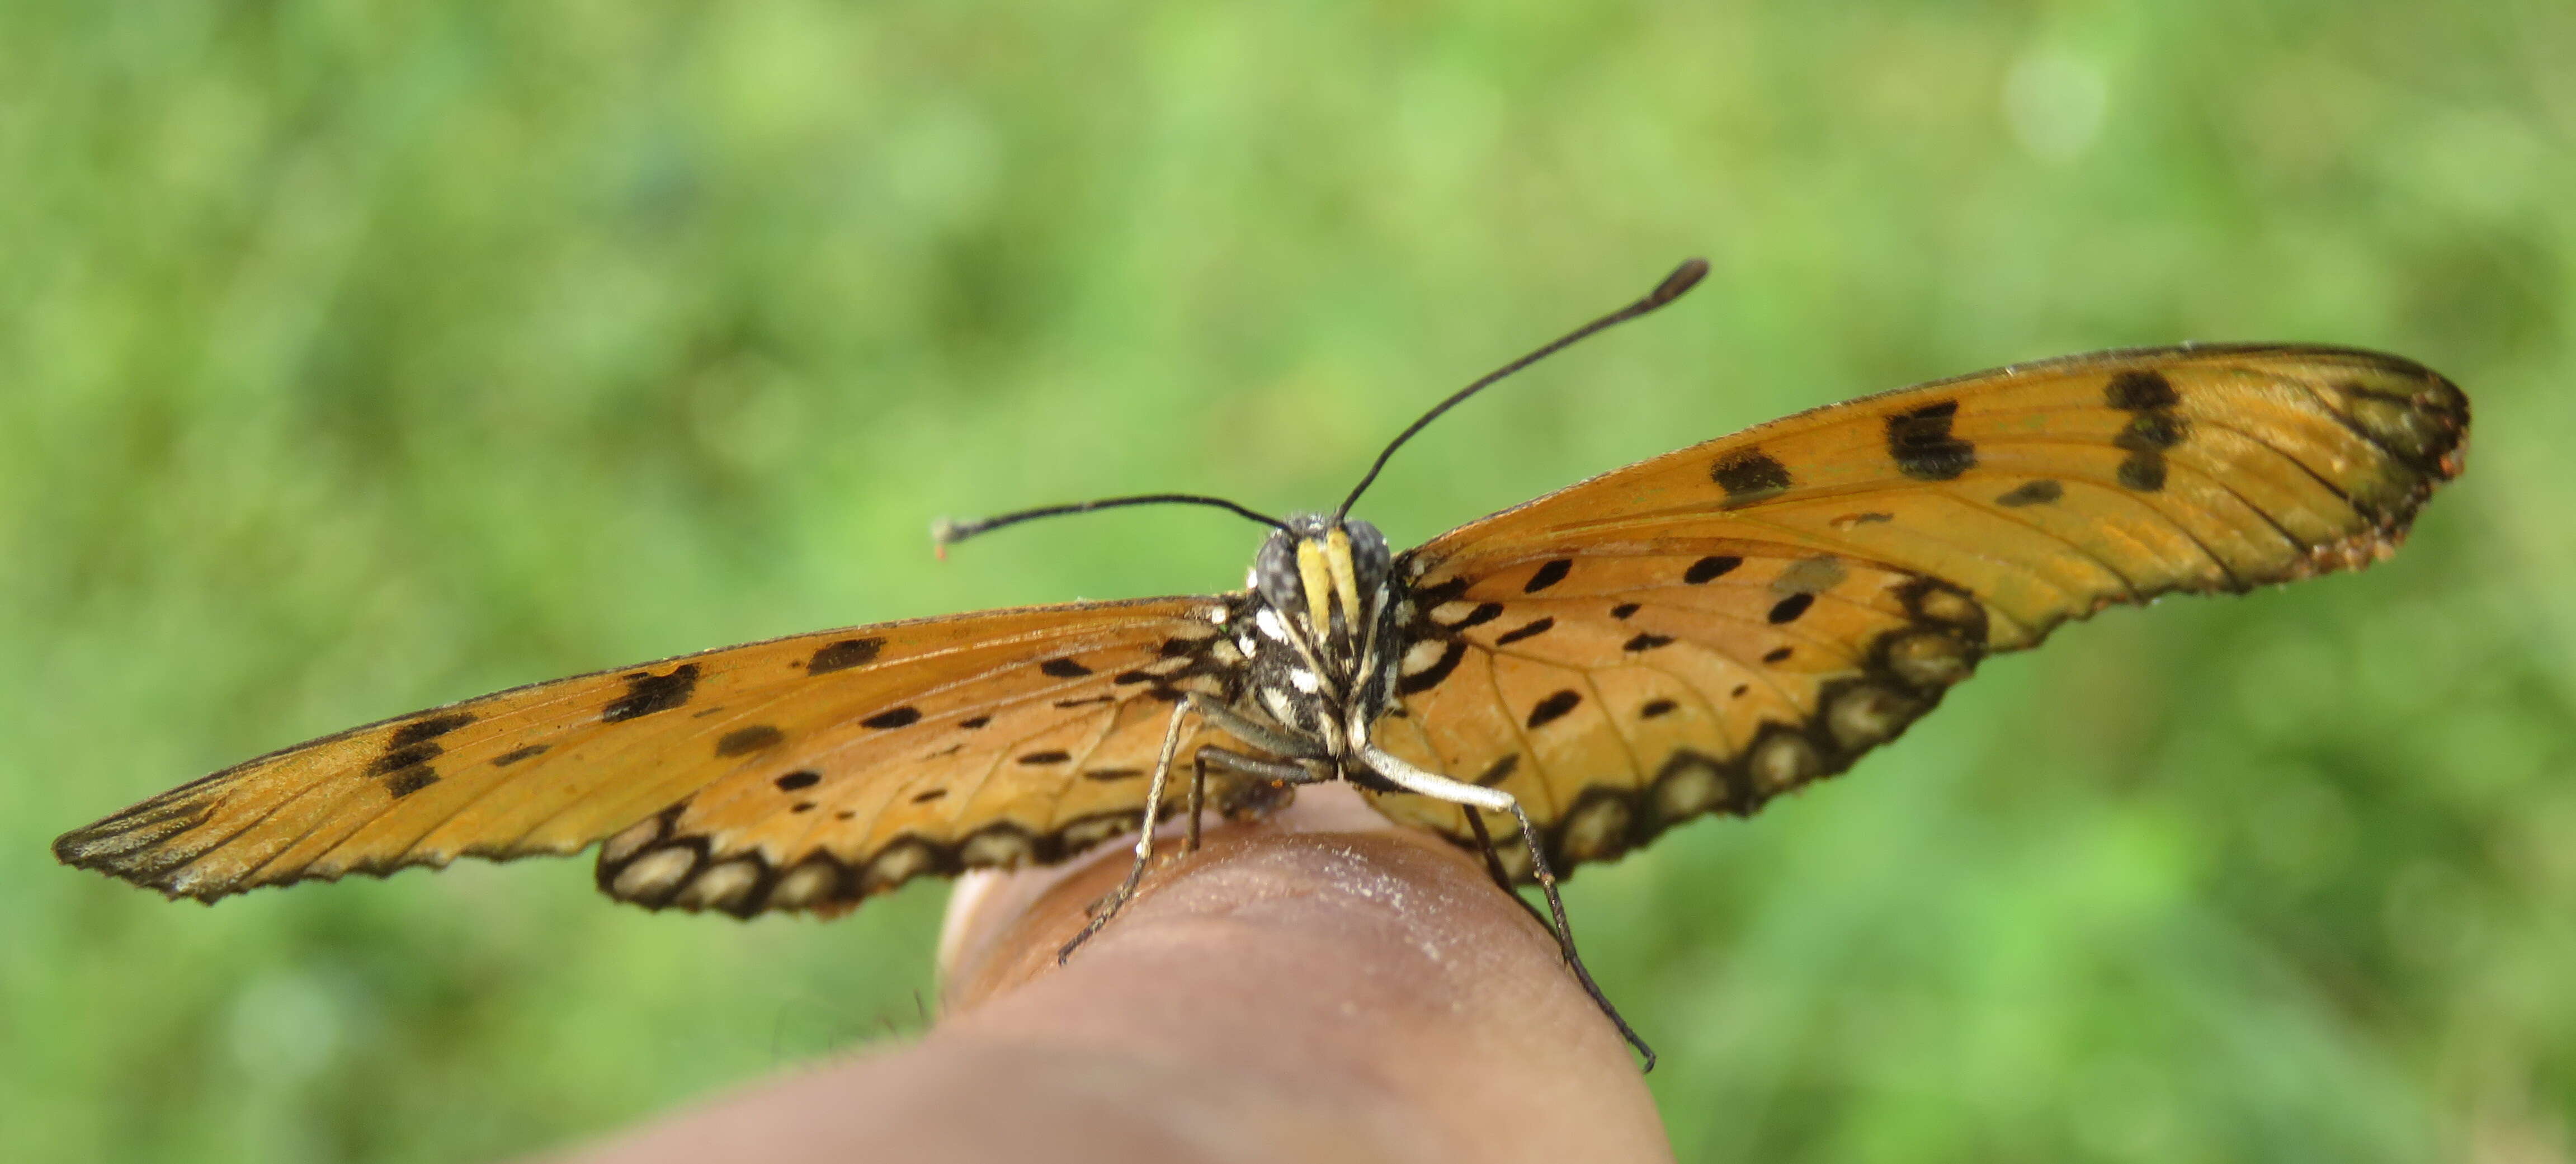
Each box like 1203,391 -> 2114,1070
926,793 -> 1672,1161
938,785 -> 1414,1002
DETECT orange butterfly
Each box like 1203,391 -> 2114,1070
54,260 -> 2468,1068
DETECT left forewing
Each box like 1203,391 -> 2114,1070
55,596 -> 1249,916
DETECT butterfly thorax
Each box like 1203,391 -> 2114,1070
1233,514 -> 1407,762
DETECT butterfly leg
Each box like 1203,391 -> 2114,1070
1184,746 -> 1327,852
1186,751 -> 1207,853
1058,696 -> 1200,964
1460,806 -> 1559,935
1353,737 -> 1657,1072
1058,698 -> 1327,964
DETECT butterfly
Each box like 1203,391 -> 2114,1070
55,260 -> 2468,1068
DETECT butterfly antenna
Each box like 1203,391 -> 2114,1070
935,493 -> 1291,557
1337,257 -> 1709,519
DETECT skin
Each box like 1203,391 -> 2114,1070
553,784 -> 1673,1164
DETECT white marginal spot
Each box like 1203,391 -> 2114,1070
601,817 -> 662,865
1261,686 -> 1300,726
1400,639 -> 1447,675
676,858 -> 761,911
960,828 -> 1034,869
1060,814 -> 1136,851
862,842 -> 933,892
1256,607 -> 1292,643
1886,631 -> 1969,687
1232,634 -> 1257,658
1654,760 -> 1724,819
1560,798 -> 1632,862
1750,735 -> 1819,793
1914,587 -> 1983,627
1287,667 -> 1320,694
1429,601 -> 1476,624
611,847 -> 696,899
1205,606 -> 1229,625
1827,685 -> 1910,750
768,862 -> 837,909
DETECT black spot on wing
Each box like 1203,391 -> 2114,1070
1623,633 -> 1674,652
1610,602 -> 1641,619
910,788 -> 948,803
775,770 -> 820,791
2107,371 -> 2186,494
1447,602 -> 1504,630
1712,449 -> 1792,506
716,725 -> 785,756
1082,768 -> 1145,782
1523,559 -> 1573,593
370,741 -> 443,776
1526,690 -> 1582,729
1639,699 -> 1678,719
2106,369 -> 2179,412
1995,479 -> 2063,507
1409,576 -> 1472,607
390,713 -> 475,748
1039,658 -> 1093,678
1474,754 -> 1520,786
1017,751 -> 1073,766
493,744 -> 549,767
2118,453 -> 2168,492
806,638 -> 884,674
958,715 -> 992,729
2116,412 -> 2188,451
1763,646 -> 1793,663
1494,618 -> 1555,646
860,706 -> 921,730
385,767 -> 439,798
604,665 -> 700,723
1684,555 -> 1742,584
1767,593 -> 1815,624
1887,400 -> 1976,480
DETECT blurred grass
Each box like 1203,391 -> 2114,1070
3,2 -> 2570,1161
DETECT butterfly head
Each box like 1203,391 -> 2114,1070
1252,514 -> 1393,653
1239,513 -> 1404,748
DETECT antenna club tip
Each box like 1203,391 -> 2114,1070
1650,257 -> 1710,304
930,517 -> 966,559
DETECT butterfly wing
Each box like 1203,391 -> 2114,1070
55,595 -> 1255,917
1367,344 -> 2468,873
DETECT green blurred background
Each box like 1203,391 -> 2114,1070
4,2 -> 2569,1161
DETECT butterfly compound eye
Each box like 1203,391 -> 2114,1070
1343,519 -> 1391,586
1254,532 -> 1304,615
